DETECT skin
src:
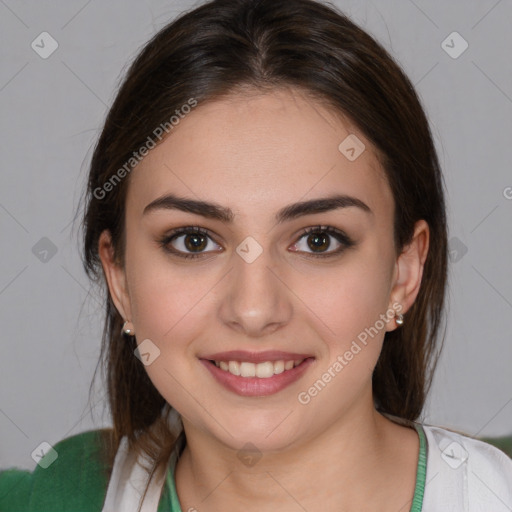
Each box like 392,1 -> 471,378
99,87 -> 429,511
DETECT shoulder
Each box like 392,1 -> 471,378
421,424 -> 512,511
0,428 -> 115,512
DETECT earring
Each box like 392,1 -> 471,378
122,320 -> 135,336
395,313 -> 404,326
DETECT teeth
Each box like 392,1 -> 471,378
240,361 -> 256,377
213,359 -> 305,378
256,361 -> 274,378
274,360 -> 284,374
228,361 -> 241,376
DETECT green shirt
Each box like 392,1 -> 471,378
0,425 -> 426,511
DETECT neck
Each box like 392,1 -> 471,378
174,397 -> 419,511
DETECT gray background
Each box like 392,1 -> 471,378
1,0 -> 511,470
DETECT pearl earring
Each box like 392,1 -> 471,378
395,313 -> 404,326
122,320 -> 135,336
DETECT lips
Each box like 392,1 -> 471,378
199,350 -> 315,396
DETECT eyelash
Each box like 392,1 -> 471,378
158,225 -> 355,260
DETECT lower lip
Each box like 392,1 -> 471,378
200,358 -> 315,397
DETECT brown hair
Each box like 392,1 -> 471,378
79,0 -> 447,494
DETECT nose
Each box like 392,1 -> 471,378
217,242 -> 293,338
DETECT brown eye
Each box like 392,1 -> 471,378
291,226 -> 354,258
159,227 -> 221,259
306,231 -> 331,252
183,232 -> 208,252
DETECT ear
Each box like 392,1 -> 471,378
98,229 -> 133,323
387,220 -> 429,331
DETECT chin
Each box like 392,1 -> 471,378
202,410 -> 304,453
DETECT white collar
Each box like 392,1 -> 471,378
102,416 -> 512,512
101,408 -> 183,512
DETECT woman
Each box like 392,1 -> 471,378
1,0 -> 511,510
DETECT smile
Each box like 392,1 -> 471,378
212,359 -> 304,378
200,352 -> 315,397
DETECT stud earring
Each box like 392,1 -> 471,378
122,320 -> 135,336
395,313 -> 404,326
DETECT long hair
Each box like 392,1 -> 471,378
79,0 -> 447,494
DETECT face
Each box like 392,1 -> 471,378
100,87 -> 427,452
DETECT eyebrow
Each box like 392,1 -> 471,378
143,193 -> 372,223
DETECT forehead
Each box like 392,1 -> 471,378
126,88 -> 392,221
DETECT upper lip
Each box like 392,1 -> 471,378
201,350 -> 314,363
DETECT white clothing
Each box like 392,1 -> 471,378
102,420 -> 512,511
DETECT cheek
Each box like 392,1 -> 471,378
129,265 -> 211,344
295,259 -> 393,412
308,257 -> 393,351
125,257 -> 216,414
123,227 -> 212,338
